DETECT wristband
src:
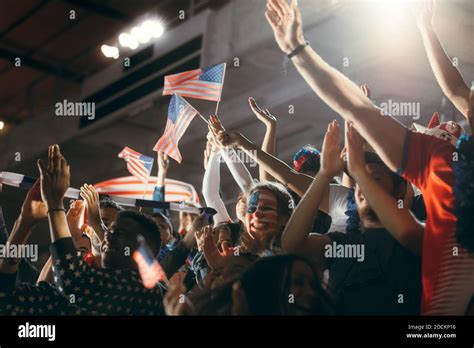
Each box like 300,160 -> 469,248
47,208 -> 66,215
287,41 -> 310,59
282,41 -> 310,75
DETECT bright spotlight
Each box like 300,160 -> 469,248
142,20 -> 164,39
0,121 -> 4,130
131,26 -> 151,44
101,45 -> 119,59
119,33 -> 139,49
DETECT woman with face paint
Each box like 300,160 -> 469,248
241,182 -> 295,255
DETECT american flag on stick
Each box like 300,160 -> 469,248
153,94 -> 199,163
118,147 -> 154,183
163,63 -> 226,102
133,235 -> 168,289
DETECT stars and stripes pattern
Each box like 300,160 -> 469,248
118,147 -> 154,183
153,94 -> 198,163
133,237 -> 167,289
94,176 -> 200,204
163,63 -> 226,102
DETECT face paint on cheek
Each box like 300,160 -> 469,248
247,191 -> 259,214
245,191 -> 280,235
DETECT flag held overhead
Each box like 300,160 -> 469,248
163,63 -> 226,102
154,94 -> 198,163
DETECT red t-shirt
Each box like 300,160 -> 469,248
401,131 -> 474,315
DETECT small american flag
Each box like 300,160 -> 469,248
118,147 -> 154,183
133,236 -> 167,289
154,94 -> 198,163
163,63 -> 226,102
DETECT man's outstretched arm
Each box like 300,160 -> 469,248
418,0 -> 471,120
266,0 -> 406,172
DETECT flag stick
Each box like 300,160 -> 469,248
198,113 -> 210,126
139,176 -> 151,212
214,63 -> 227,116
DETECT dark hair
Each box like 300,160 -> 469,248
191,255 -> 334,315
248,182 -> 294,218
116,210 -> 161,253
99,199 -> 123,211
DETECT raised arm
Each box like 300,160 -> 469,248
218,129 -> 313,197
37,144 -> 72,243
281,121 -> 344,271
0,181 -> 46,274
417,0 -> 470,120
210,115 -> 254,194
202,134 -> 232,225
266,0 -> 406,172
346,124 -> 424,255
80,184 -> 105,244
249,97 -> 277,182
153,152 -> 171,216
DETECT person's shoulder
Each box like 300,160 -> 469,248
408,130 -> 455,154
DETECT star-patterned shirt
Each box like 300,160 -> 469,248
0,272 -> 90,316
50,237 -> 165,315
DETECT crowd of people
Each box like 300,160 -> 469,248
1,0 -> 473,316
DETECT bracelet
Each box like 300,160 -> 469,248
47,208 -> 66,215
287,41 -> 310,59
282,41 -> 310,75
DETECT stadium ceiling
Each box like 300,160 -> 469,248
0,0 -> 228,127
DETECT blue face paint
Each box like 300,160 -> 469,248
247,191 -> 259,214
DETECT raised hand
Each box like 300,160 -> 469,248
66,200 -> 86,240
360,84 -> 371,99
202,226 -> 236,270
319,121 -> 345,180
20,180 -> 47,226
37,144 -> 70,210
157,151 -> 169,173
417,0 -> 435,30
265,0 -> 306,54
215,130 -> 245,148
248,97 -> 277,127
209,114 -> 225,133
80,184 -> 100,223
346,123 -> 367,179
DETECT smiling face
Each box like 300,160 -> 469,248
244,189 -> 283,245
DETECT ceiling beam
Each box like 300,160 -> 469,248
0,47 -> 81,82
0,0 -> 50,38
64,0 -> 132,22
